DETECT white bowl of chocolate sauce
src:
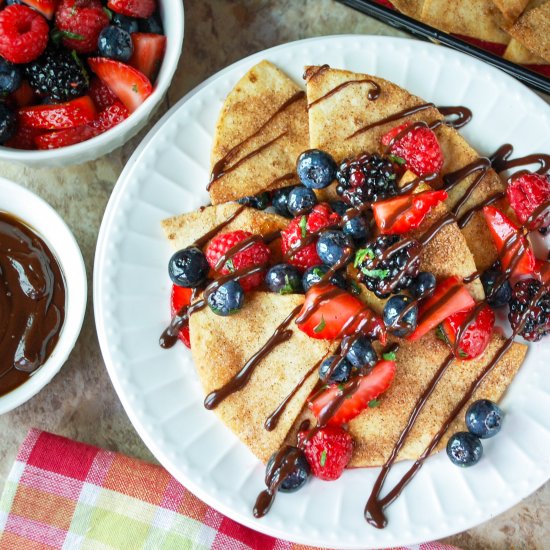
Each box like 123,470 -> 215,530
0,177 -> 86,414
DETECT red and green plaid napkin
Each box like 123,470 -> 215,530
0,430 -> 460,549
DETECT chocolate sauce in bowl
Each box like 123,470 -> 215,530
0,212 -> 66,396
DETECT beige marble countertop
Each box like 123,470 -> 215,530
0,1 -> 548,548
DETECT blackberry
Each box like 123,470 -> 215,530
356,235 -> 421,299
25,48 -> 88,102
508,279 -> 550,342
336,153 -> 398,207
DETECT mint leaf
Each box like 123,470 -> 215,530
382,350 -> 396,361
368,399 -> 380,408
103,6 -> 112,19
225,258 -> 235,272
361,268 -> 389,279
313,315 -> 326,334
389,154 -> 406,165
320,449 -> 327,467
354,248 -> 374,268
61,30 -> 84,40
299,215 -> 307,239
280,274 -> 294,295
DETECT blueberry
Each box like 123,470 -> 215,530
207,280 -> 244,316
481,270 -> 512,308
345,335 -> 378,370
342,215 -> 370,244
446,432 -> 483,467
265,263 -> 303,295
168,247 -> 209,288
112,13 -> 139,34
329,200 -> 348,217
237,192 -> 270,210
296,149 -> 337,189
266,447 -> 310,493
0,58 -> 21,97
287,186 -> 318,216
98,26 -> 134,62
319,355 -> 352,384
465,399 -> 503,439
0,103 -> 17,145
409,271 -> 436,299
272,186 -> 296,218
383,294 -> 418,337
302,264 -> 348,292
316,230 -> 353,267
139,12 -> 164,34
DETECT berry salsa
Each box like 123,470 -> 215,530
160,63 -> 550,528
0,0 -> 166,150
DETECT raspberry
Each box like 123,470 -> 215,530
0,5 -> 49,64
89,78 -> 119,110
382,122 -> 444,176
299,426 -> 353,481
281,203 -> 341,271
507,173 -> 550,231
205,230 -> 271,291
55,0 -> 110,54
508,279 -> 550,342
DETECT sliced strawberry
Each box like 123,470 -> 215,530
372,190 -> 447,234
4,125 -> 42,150
309,360 -> 396,426
9,80 -> 35,108
21,0 -> 57,19
90,101 -> 129,133
171,284 -> 192,348
534,259 -> 550,285
295,284 -> 386,343
88,57 -> 153,113
34,124 -> 97,150
129,33 -> 166,82
440,303 -> 495,360
89,77 -> 118,111
18,96 -> 97,130
408,276 -> 475,342
483,205 -> 536,277
107,0 -> 156,19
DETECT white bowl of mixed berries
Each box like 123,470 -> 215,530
0,0 -> 183,166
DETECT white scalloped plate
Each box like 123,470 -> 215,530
94,36 -> 550,548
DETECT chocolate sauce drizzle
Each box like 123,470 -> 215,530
307,78 -> 381,110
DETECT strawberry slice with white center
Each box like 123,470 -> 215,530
309,360 -> 396,426
18,96 -> 97,130
408,276 -> 475,342
483,205 -> 536,278
170,284 -> 192,348
88,57 -> 153,113
21,0 -> 57,19
107,0 -> 156,18
129,33 -> 166,82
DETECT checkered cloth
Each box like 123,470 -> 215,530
0,430 -> 460,549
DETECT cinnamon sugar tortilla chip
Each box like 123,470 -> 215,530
390,0 -> 425,18
492,0 -> 531,23
161,202 -> 288,253
190,292 -> 335,463
508,0 -> 550,62
504,38 -> 547,64
208,61 -> 308,205
290,333 -> 527,467
306,66 -> 505,271
421,0 -> 510,43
